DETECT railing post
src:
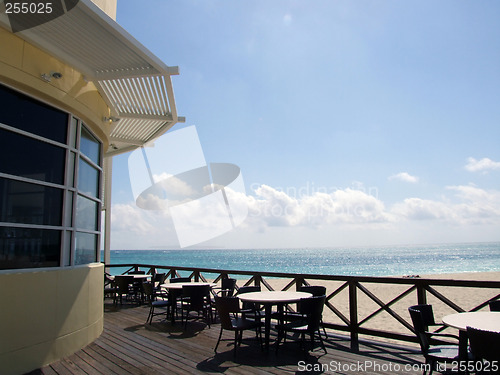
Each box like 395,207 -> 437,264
349,280 -> 359,351
255,274 -> 261,288
416,280 -> 427,305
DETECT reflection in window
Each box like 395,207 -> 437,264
0,84 -> 68,143
80,126 -> 100,165
0,227 -> 60,269
76,195 -> 98,231
0,178 -> 63,225
0,128 -> 66,185
77,159 -> 99,197
75,232 -> 97,265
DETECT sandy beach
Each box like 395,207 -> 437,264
263,271 -> 500,345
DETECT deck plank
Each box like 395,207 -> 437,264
34,301 -> 425,374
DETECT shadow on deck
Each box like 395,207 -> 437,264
30,301 -> 425,374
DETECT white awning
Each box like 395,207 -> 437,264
0,0 -> 184,156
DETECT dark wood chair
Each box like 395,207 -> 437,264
276,295 -> 327,354
114,275 -> 135,305
104,273 -> 117,303
467,326 -> 500,374
142,282 -> 171,324
408,305 -> 466,375
214,296 -> 263,355
214,278 -> 237,297
181,284 -> 212,328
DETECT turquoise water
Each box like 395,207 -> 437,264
102,242 -> 500,277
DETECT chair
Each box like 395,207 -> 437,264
236,285 -> 263,321
467,326 -> 500,374
408,305 -> 465,375
168,277 -> 191,319
275,295 -> 327,354
127,270 -> 146,302
299,285 -> 328,339
152,273 -> 167,295
114,275 -> 135,305
142,282 -> 171,324
212,278 -> 237,320
489,300 -> 500,312
214,296 -> 263,355
214,278 -> 237,297
104,273 -> 117,303
181,284 -> 212,328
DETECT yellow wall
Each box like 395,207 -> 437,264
0,26 -> 110,149
0,22 -> 110,375
0,263 -> 104,375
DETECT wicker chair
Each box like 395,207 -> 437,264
275,295 -> 327,354
214,296 -> 263,355
142,282 -> 170,324
467,326 -> 500,374
408,305 -> 466,375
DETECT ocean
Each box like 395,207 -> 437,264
102,242 -> 500,278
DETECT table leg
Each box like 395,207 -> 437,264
264,304 -> 271,350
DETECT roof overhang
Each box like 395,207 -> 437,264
0,0 -> 184,156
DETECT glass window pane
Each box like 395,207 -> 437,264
0,128 -> 66,185
0,227 -> 60,269
0,84 -> 68,143
64,191 -> 73,227
76,195 -> 98,231
0,177 -> 63,226
75,232 -> 97,265
80,126 -> 100,165
78,159 -> 99,197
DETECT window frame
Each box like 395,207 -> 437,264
0,83 -> 103,270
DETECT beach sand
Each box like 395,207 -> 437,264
260,271 -> 500,346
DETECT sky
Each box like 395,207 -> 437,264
108,0 -> 500,250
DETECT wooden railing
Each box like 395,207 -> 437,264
106,263 -> 500,350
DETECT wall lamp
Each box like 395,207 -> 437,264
103,116 -> 120,123
41,71 -> 63,82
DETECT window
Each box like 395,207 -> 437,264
0,84 -> 102,270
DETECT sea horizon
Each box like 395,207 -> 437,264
102,241 -> 500,278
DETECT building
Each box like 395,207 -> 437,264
0,1 -> 182,373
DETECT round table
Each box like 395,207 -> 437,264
442,311 -> 500,362
442,311 -> 500,332
238,290 -> 312,349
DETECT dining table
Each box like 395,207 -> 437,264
238,290 -> 312,350
160,282 -> 217,323
442,311 -> 500,362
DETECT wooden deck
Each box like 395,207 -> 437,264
30,300 -> 426,375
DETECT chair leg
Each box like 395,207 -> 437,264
233,331 -> 239,356
214,327 -> 223,353
146,306 -> 153,324
317,329 -> 327,353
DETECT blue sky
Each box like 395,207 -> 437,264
109,0 -> 500,249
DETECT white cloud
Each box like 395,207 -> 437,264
391,185 -> 500,225
110,183 -> 500,249
465,157 -> 500,173
388,172 -> 419,183
245,184 -> 391,228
